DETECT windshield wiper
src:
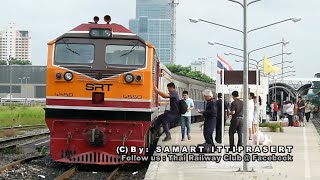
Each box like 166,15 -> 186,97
120,42 -> 139,57
62,39 -> 80,56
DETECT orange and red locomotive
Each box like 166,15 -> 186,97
45,15 -> 215,165
45,16 -> 159,164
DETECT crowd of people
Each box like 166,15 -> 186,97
154,82 -> 318,148
268,96 -> 315,127
154,82 -> 265,148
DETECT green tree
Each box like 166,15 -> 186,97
309,73 -> 320,116
9,58 -> 32,65
313,73 -> 320,95
1,58 -> 32,65
0,60 -> 7,65
166,64 -> 215,84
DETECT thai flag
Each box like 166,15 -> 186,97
217,54 -> 233,74
217,61 -> 224,74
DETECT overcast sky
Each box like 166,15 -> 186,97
0,0 -> 318,78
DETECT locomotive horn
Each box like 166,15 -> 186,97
93,16 -> 99,24
104,15 -> 111,24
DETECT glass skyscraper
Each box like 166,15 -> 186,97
129,0 -> 172,64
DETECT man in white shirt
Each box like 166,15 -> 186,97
248,93 -> 255,140
284,101 -> 294,127
181,91 -> 194,141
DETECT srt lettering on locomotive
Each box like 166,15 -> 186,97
86,83 -> 113,91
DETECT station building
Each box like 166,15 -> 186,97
0,65 -> 46,99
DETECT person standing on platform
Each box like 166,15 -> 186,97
198,89 -> 217,145
180,91 -> 194,141
228,91 -> 243,149
272,100 -> 279,121
215,93 -> 228,144
252,96 -> 261,135
154,82 -> 180,141
284,101 -> 294,127
248,93 -> 255,140
305,100 -> 312,123
297,96 -> 306,127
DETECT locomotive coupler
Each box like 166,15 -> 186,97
88,127 -> 104,147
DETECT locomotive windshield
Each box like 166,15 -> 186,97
54,38 -> 146,66
105,44 -> 146,66
54,43 -> 94,64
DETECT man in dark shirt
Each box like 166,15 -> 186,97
229,91 -> 243,149
215,93 -> 228,144
199,89 -> 217,145
297,96 -> 306,127
154,82 -> 180,141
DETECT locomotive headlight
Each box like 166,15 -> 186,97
64,72 -> 73,81
89,28 -> 112,38
124,73 -> 134,83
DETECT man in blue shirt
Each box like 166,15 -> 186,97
154,82 -> 180,141
181,91 -> 194,141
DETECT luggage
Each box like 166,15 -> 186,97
252,131 -> 265,145
253,131 -> 272,145
179,100 -> 188,114
263,134 -> 272,145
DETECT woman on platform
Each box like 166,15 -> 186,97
252,96 -> 261,135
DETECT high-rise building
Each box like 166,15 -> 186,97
190,57 -> 215,79
129,0 -> 172,65
0,23 -> 31,62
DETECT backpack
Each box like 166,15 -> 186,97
178,100 -> 188,114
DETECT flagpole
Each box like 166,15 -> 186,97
255,67 -> 259,130
216,55 -> 219,95
221,68 -> 225,154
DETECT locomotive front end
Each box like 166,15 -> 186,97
45,16 -> 159,165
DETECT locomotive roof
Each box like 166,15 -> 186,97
53,23 -> 145,42
71,23 -> 133,34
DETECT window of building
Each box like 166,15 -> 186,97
0,85 -> 21,93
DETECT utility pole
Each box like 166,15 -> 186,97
281,38 -> 285,81
242,0 -> 248,171
7,55 -> 12,102
168,0 -> 179,64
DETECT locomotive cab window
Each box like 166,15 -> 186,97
105,45 -> 146,66
54,43 -> 94,64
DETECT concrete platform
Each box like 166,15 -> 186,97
144,120 -> 320,180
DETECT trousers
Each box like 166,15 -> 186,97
203,117 -> 216,145
155,111 -> 179,137
305,112 -> 311,122
215,117 -> 226,144
181,116 -> 191,139
229,117 -> 243,148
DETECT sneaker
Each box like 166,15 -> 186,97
181,139 -> 185,141
162,136 -> 172,142
188,135 -> 191,140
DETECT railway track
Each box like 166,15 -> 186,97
0,154 -> 135,180
55,165 -> 122,180
0,124 -> 47,131
0,155 -> 45,173
311,118 -> 320,135
0,131 -> 50,150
